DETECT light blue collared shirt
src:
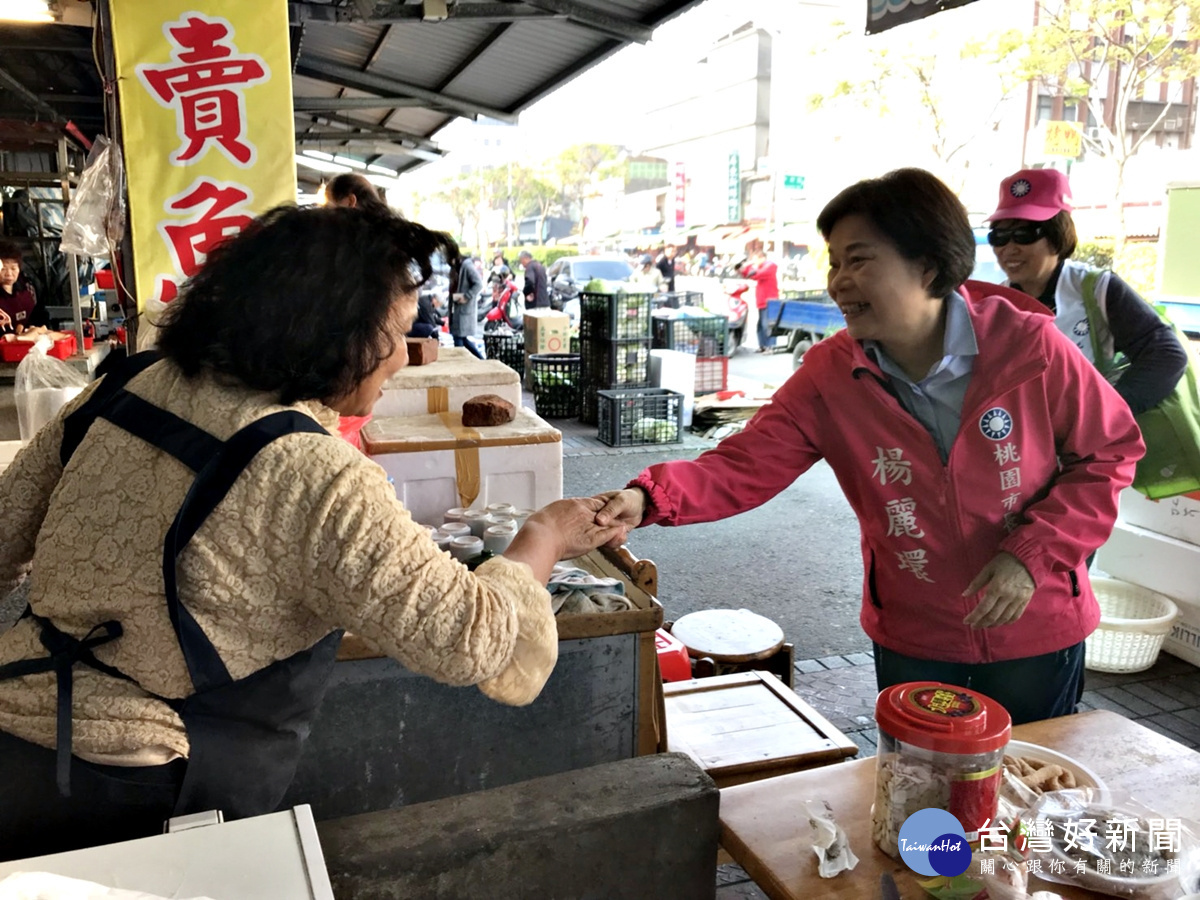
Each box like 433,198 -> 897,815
864,292 -> 978,463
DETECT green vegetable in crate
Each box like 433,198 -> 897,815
534,370 -> 575,389
631,417 -> 676,442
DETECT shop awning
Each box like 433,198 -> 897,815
866,0 -> 982,35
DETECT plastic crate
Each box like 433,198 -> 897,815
569,335 -> 580,355
579,291 -> 653,340
652,312 -> 728,356
0,334 -> 76,363
694,356 -> 729,395
529,353 -> 581,418
597,387 -> 684,447
652,291 -> 705,310
579,384 -> 599,426
482,330 -> 525,377
579,337 -> 651,388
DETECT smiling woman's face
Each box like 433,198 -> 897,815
327,292 -> 418,417
826,214 -> 937,344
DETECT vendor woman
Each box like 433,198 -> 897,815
595,168 -> 1144,726
0,205 -> 625,861
0,241 -> 39,332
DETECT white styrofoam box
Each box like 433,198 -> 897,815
0,805 -> 333,899
1119,486 -> 1200,546
649,350 -> 696,428
1097,520 -> 1200,664
1098,521 -> 1200,607
363,408 -> 562,526
377,352 -> 522,417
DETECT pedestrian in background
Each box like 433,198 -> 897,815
519,250 -> 549,309
450,252 -> 484,359
988,168 -> 1186,416
656,245 -> 677,292
631,254 -> 665,291
593,168 -> 1144,726
741,250 -> 779,352
326,173 -> 388,215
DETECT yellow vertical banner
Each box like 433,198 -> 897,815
109,1 -> 296,312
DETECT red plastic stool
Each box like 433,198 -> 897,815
654,628 -> 692,683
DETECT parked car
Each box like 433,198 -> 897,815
547,256 -> 635,325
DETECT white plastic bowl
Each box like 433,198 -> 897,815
1084,576 -> 1178,674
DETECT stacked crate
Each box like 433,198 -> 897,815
652,308 -> 730,396
578,290 -> 655,425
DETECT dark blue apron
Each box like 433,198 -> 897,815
0,352 -> 342,823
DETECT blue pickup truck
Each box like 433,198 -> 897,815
765,290 -> 845,368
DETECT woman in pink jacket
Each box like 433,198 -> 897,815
596,168 -> 1144,725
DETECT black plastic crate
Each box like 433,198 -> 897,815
579,337 -> 651,388
483,330 -> 525,377
652,312 -> 728,356
579,291 -> 653,340
652,291 -> 706,310
569,334 -> 580,355
529,353 -> 581,418
596,387 -> 684,447
579,384 -> 600,426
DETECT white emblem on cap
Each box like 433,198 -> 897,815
1010,179 -> 1032,198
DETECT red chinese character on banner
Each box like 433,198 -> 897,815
136,14 -> 269,167
154,178 -> 255,302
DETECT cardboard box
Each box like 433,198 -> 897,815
363,407 -> 562,526
523,309 -> 571,388
1119,486 -> 1200,546
523,309 -> 571,355
377,352 -> 522,417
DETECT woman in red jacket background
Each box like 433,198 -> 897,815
741,250 -> 779,353
595,168 -> 1144,725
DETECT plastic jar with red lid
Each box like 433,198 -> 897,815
871,682 -> 1012,857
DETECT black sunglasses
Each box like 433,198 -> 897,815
987,224 -> 1046,247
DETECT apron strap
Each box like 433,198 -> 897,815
162,411 -> 330,694
0,616 -> 132,796
60,351 -> 161,467
100,390 -> 223,473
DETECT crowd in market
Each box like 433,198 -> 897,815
0,160 -> 1185,861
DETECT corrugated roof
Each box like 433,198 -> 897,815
0,1 -> 706,178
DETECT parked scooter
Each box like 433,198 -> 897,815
483,275 -> 525,332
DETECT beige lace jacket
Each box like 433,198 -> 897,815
0,360 -> 557,766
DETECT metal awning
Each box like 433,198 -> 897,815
0,0 -> 705,184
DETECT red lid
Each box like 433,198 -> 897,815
875,682 -> 1011,755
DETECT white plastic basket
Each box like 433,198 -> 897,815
1084,576 -> 1179,674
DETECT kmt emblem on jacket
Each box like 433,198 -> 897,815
979,408 -> 1013,441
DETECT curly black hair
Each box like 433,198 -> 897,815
156,204 -> 458,404
817,168 -> 975,298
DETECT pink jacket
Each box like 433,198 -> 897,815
741,260 -> 779,309
632,291 -> 1144,664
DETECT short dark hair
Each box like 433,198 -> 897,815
327,173 -> 387,214
816,168 -> 975,298
157,205 -> 457,404
1040,210 -> 1078,259
0,240 -> 22,263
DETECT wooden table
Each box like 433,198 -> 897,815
719,710 -> 1200,899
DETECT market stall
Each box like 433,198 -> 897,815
283,544 -> 665,821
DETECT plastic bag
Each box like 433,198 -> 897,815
14,337 -> 88,443
1018,788 -> 1200,898
60,135 -> 127,258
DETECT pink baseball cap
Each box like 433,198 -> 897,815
987,168 -> 1073,222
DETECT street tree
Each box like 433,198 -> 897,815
1022,0 -> 1200,249
553,143 -> 621,231
807,26 -> 1025,190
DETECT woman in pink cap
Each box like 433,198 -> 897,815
988,168 -> 1186,416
